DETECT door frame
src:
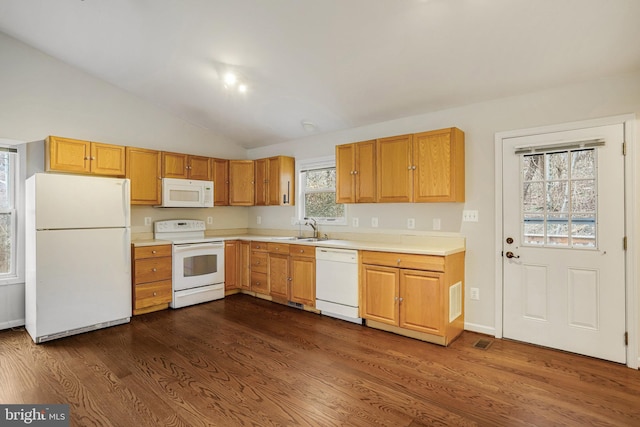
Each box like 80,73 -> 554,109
494,114 -> 638,368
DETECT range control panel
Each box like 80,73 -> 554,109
154,219 -> 206,233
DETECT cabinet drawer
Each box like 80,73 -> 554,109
289,244 -> 315,258
134,244 -> 172,260
267,242 -> 290,253
251,241 -> 268,251
134,280 -> 172,309
251,251 -> 268,273
134,257 -> 172,283
251,271 -> 269,294
361,251 -> 444,272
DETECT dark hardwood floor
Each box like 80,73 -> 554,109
1,294 -> 639,426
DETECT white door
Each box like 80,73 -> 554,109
502,124 -> 626,363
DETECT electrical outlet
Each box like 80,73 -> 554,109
352,217 -> 359,227
371,217 -> 379,228
207,216 -> 213,225
463,210 -> 479,222
433,218 -> 441,230
144,217 -> 152,226
470,287 -> 480,301
407,218 -> 415,229
256,216 -> 261,225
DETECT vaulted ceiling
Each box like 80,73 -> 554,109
1,0 -> 639,148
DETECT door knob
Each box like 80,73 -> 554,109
506,237 -> 514,244
505,251 -> 520,259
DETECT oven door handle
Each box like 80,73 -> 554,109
174,242 -> 224,252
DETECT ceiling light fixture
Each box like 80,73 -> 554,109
222,71 -> 248,94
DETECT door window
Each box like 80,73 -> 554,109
521,148 -> 597,248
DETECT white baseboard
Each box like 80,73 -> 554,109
464,322 -> 496,336
0,318 -> 25,331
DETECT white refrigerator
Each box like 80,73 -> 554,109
25,173 -> 132,343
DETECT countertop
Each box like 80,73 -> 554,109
132,234 -> 465,256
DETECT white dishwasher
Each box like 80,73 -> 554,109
315,247 -> 362,324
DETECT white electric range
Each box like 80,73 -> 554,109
154,220 -> 225,308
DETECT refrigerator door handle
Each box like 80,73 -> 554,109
124,228 -> 131,274
122,179 -> 131,226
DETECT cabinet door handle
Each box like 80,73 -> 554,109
91,156 -> 96,160
394,296 -> 399,301
353,170 -> 358,174
84,156 -> 90,160
399,297 -> 404,302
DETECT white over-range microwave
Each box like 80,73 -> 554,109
157,178 -> 214,208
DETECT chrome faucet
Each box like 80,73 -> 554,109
304,217 -> 318,239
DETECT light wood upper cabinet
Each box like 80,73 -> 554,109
126,147 -> 162,205
188,156 -> 212,181
413,128 -> 465,202
376,134 -> 414,203
336,140 -> 376,203
267,156 -> 295,206
229,160 -> 255,206
46,136 -> 125,176
162,152 -> 211,180
374,127 -> 465,203
254,156 -> 295,206
254,158 -> 268,206
212,158 -> 229,206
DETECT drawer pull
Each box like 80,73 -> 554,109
153,292 -> 157,296
397,259 -> 401,265
152,268 -> 157,272
152,250 -> 157,254
300,250 -> 304,253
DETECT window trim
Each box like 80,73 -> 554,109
296,156 -> 347,226
0,141 -> 25,286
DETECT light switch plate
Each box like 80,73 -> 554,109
371,217 -> 379,228
352,217 -> 359,227
407,218 -> 415,229
144,217 -> 152,226
256,216 -> 261,225
433,218 -> 441,230
463,210 -> 479,222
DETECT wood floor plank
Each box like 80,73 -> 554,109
1,294 -> 639,426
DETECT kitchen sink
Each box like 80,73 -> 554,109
269,236 -> 324,242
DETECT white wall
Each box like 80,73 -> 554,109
247,70 -> 640,337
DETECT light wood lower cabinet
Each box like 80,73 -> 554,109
224,240 -> 239,291
131,244 -> 172,315
239,241 -> 251,290
250,241 -> 269,294
289,245 -> 315,307
265,242 -> 315,307
360,250 -> 465,346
